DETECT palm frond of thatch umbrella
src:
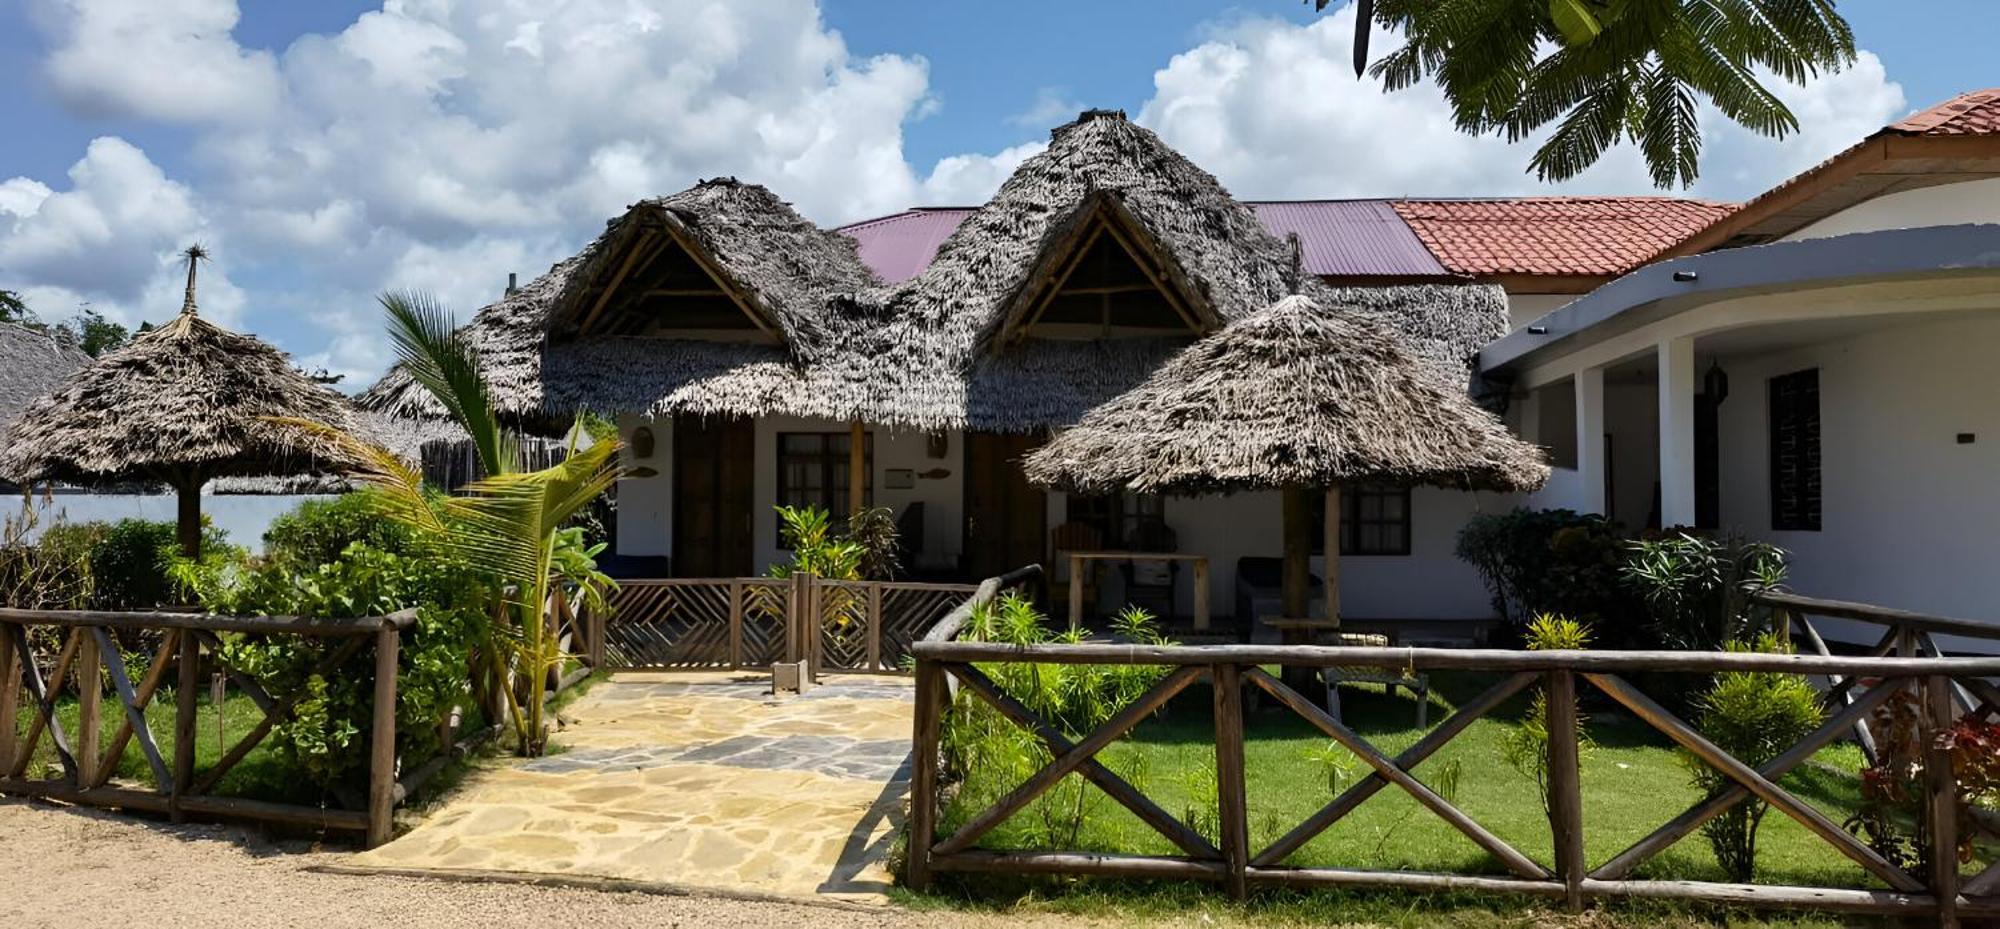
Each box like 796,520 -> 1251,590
1023,294 -> 1550,625
0,246 -> 365,556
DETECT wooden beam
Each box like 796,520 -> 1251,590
0,624 -> 15,775
1585,672 -> 1925,893
9,625 -> 78,781
1246,667 -> 1550,880
1322,486 -> 1340,626
576,230 -> 659,333
92,627 -> 172,791
1004,223 -> 1108,344
92,630 -> 179,789
368,624 -> 400,847
1094,211 -> 1206,332
1212,663 -> 1250,899
1546,670 -> 1585,912
848,421 -> 866,519
658,221 -> 780,340
906,660 -> 945,891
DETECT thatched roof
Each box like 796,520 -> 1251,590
1022,295 -> 1550,496
0,322 -> 92,444
0,309 -> 364,487
359,111 -> 1511,435
358,178 -> 879,422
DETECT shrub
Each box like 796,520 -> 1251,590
262,490 -> 416,567
1846,690 -> 2000,874
1622,532 -> 1787,652
937,594 -> 1175,850
769,505 -> 863,580
1685,634 -> 1824,882
1455,508 -> 1641,643
86,518 -> 232,609
844,505 -> 902,581
1500,613 -> 1593,816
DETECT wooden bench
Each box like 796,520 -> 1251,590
1261,618 -> 1431,728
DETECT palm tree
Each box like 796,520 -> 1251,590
287,292 -> 619,755
1321,0 -> 1856,187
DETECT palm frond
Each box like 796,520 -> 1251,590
380,290 -> 520,477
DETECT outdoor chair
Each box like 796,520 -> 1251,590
1120,520 -> 1180,623
1049,521 -> 1104,617
1319,631 -> 1430,729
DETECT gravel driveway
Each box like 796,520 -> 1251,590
0,800 -> 1100,929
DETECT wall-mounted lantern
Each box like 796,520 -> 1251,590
630,426 -> 656,459
926,431 -> 949,460
1703,360 -> 1729,406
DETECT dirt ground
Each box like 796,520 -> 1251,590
0,799 -> 1095,929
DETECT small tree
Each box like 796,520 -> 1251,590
1501,613 -> 1593,815
1686,634 -> 1823,882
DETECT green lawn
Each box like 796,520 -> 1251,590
11,688 -> 314,803
922,670 -> 1989,924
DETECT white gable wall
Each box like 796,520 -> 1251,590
1782,177 -> 2000,241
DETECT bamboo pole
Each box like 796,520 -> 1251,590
1323,485 -> 1341,628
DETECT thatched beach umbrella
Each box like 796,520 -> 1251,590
1023,294 -> 1549,625
0,247 -> 362,557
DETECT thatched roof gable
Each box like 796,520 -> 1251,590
991,190 -> 1220,344
1022,294 -> 1550,496
0,311 -> 363,486
0,322 -> 91,445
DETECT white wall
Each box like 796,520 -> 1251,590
1712,313 -> 2000,641
21,492 -> 332,553
1507,293 -> 1575,331
1783,177 -> 2000,241
614,413 -> 673,558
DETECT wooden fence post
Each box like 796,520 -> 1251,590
75,628 -> 100,787
907,658 -> 945,891
1926,675 -> 1960,929
1545,669 -> 1585,913
868,582 -> 885,671
0,623 -> 18,776
728,580 -> 744,671
586,595 -> 606,669
367,624 -> 400,848
1212,662 -> 1250,900
172,628 -> 199,820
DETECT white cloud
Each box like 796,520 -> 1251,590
32,0 -> 281,123
1137,7 -> 1906,202
0,137 -> 243,328
0,0 -> 1915,393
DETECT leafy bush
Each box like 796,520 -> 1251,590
185,536 -> 486,793
1846,690 -> 2000,874
1455,508 -> 1641,642
1500,613 -> 1593,816
770,505 -> 863,580
262,489 -> 416,567
1622,532 -> 1787,652
1685,634 -> 1824,882
938,594 -> 1175,849
844,505 -> 902,581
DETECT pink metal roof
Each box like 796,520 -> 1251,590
840,208 -> 974,284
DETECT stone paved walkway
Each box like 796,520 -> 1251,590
350,671 -> 914,904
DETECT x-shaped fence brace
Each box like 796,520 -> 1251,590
919,657 -> 1999,909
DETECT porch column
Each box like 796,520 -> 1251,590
848,420 -> 866,518
1657,336 -> 1697,528
1574,365 -> 1607,516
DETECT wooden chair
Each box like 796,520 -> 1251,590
1262,619 -> 1430,728
1049,521 -> 1104,617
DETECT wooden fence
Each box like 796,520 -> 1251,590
596,575 -> 978,673
907,622 -> 2000,924
0,607 -> 418,846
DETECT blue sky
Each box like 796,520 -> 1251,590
0,1 -> 1988,385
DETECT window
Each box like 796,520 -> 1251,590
776,432 -> 872,532
1311,484 -> 1413,556
1768,369 -> 1821,531
1065,492 -> 1166,548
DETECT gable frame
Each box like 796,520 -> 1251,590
996,192 -> 1218,344
571,204 -> 783,342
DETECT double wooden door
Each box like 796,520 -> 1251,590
963,432 -> 1047,580
673,415 -> 755,577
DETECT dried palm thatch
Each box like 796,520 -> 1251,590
358,111 -> 1512,436
0,247 -> 364,553
1022,294 -> 1550,496
0,321 -> 92,445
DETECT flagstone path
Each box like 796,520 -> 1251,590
349,671 -> 914,904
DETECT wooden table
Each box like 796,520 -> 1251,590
1066,552 -> 1210,631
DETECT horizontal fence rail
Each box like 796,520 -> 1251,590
906,586 -> 2000,925
598,576 -> 979,673
0,607 -> 418,846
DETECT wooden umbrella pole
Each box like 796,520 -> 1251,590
1280,486 -> 1309,620
174,471 -> 202,559
1323,485 -> 1341,629
848,421 -> 866,519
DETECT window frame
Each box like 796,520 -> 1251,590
774,431 -> 873,537
1311,484 -> 1414,557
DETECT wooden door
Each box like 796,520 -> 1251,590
963,432 -> 1047,580
673,415 -> 755,577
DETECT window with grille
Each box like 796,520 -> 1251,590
776,432 -> 872,533
1768,368 -> 1821,532
1310,484 -> 1413,556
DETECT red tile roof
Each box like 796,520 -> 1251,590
1889,88 -> 2000,136
1389,197 -> 1736,278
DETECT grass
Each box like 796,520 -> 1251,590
12,688 -> 312,803
917,670 -> 1988,926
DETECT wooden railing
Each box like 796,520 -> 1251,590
1759,591 -> 2000,767
596,575 -> 981,673
0,607 -> 416,846
906,636 -> 2000,924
